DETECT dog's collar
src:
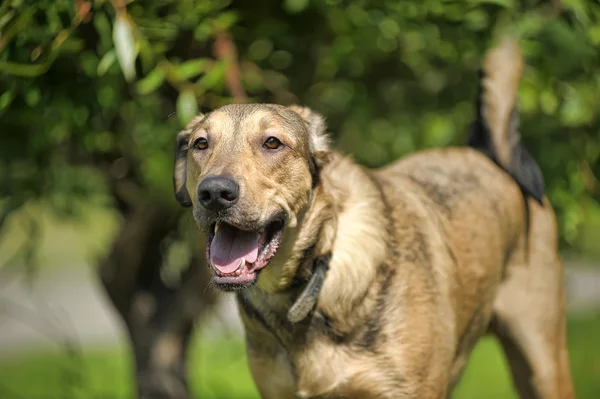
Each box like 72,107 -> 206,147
309,155 -> 320,189
287,252 -> 331,323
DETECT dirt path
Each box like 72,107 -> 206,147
0,260 -> 598,357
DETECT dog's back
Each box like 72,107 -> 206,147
367,37 -> 573,398
374,36 -> 547,301
377,36 -> 550,278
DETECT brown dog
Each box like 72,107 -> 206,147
173,38 -> 574,398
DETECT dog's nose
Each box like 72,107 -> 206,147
197,176 -> 240,211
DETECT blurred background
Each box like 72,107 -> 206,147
0,0 -> 599,398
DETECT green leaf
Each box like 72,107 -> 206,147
0,59 -> 55,77
283,0 -> 310,14
93,11 -> 113,53
562,0 -> 590,25
540,90 -> 558,116
0,90 -> 15,110
25,88 -> 41,107
588,24 -> 600,46
113,15 -> 138,82
0,10 -> 15,30
97,49 -> 117,76
177,90 -> 198,126
197,62 -> 225,91
423,114 -> 454,147
213,11 -> 239,30
519,82 -> 538,115
471,0 -> 515,7
248,39 -> 274,61
174,59 -> 209,80
0,7 -> 35,47
136,67 -> 166,95
560,89 -> 588,127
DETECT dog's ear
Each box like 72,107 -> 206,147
288,105 -> 331,167
173,114 -> 204,207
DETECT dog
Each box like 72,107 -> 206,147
173,37 -> 574,398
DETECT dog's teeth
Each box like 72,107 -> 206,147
235,258 -> 245,276
214,222 -> 220,234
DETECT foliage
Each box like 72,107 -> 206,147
1,0 -> 599,255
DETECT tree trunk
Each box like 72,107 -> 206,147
98,197 -> 215,399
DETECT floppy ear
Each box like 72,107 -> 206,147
173,114 -> 204,207
288,105 -> 331,167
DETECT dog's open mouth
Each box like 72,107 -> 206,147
207,218 -> 285,290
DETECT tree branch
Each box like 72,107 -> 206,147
213,30 -> 247,103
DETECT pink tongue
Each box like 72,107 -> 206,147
210,224 -> 259,274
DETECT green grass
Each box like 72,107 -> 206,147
455,313 -> 600,398
1,315 -> 599,399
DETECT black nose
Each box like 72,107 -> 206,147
197,176 -> 240,211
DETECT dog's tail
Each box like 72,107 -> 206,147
467,37 -> 545,205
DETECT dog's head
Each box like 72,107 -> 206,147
174,104 -> 330,290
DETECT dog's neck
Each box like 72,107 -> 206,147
254,152 -> 391,324
254,157 -> 339,294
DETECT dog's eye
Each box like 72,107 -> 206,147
193,137 -> 208,150
263,137 -> 282,150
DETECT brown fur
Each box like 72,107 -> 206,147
174,38 -> 574,398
